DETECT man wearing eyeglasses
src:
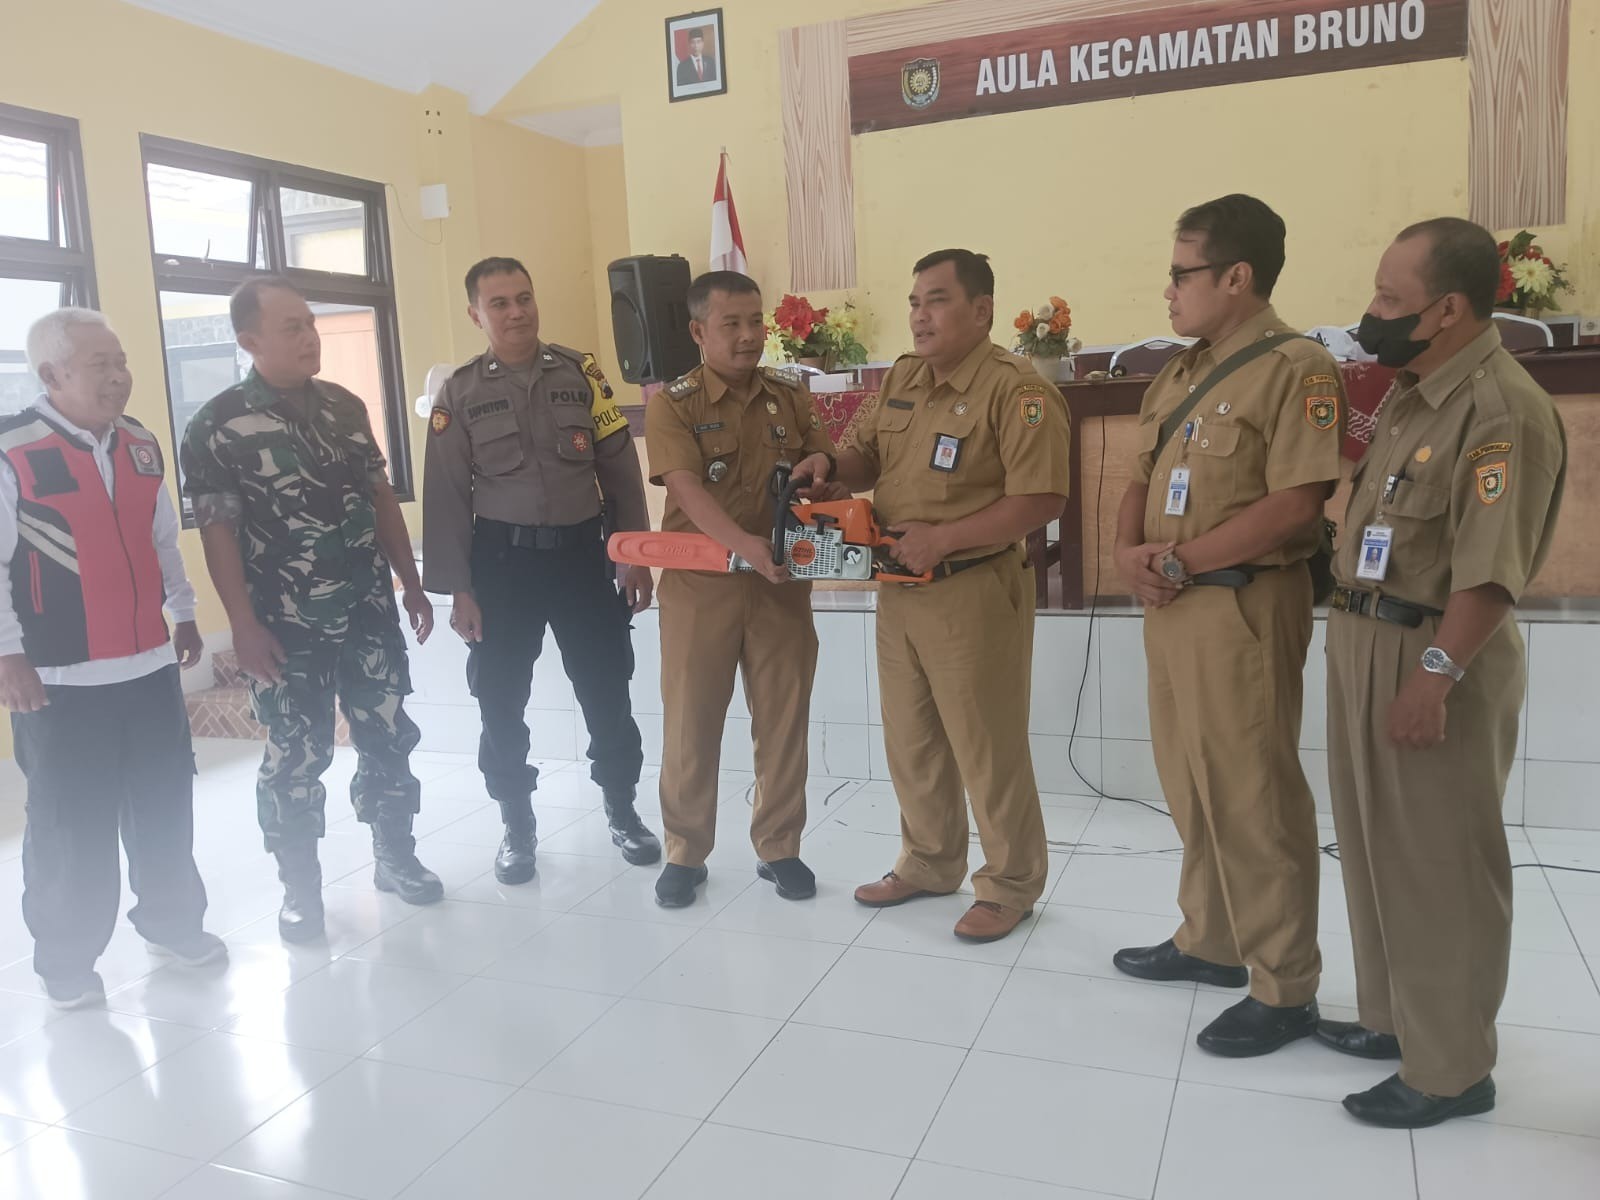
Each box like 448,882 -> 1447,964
1109,195 -> 1345,1058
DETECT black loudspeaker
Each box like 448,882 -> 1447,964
608,254 -> 700,384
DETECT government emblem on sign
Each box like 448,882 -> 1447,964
902,58 -> 940,109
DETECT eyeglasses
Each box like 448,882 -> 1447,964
1168,262 -> 1234,285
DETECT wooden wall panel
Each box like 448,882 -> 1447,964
1469,0 -> 1570,229
780,21 -> 857,291
1085,397 -> 1598,604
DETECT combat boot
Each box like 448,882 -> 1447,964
603,788 -> 661,866
495,799 -> 538,885
371,814 -> 445,904
274,841 -> 324,943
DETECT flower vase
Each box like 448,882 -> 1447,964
1030,355 -> 1074,384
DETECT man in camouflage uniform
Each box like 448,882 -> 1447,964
182,276 -> 442,942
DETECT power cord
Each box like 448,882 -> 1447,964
1056,416 -> 1600,879
1065,414 -> 1174,821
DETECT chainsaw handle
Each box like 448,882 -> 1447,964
767,463 -> 799,566
872,530 -> 933,583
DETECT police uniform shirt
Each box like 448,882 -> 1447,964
1334,323 -> 1567,608
422,343 -> 646,593
1135,305 -> 1345,564
856,341 -> 1070,557
645,364 -> 836,537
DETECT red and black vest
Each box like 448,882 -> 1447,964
0,410 -> 170,667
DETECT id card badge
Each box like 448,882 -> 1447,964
1164,466 -> 1190,517
1356,523 -> 1393,582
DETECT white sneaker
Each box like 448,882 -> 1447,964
145,932 -> 228,968
42,971 -> 106,1010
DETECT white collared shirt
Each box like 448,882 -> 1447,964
0,397 -> 196,686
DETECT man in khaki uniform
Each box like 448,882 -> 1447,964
825,249 -> 1068,944
1320,218 -> 1565,1128
1110,195 -> 1343,1056
423,257 -> 658,885
644,270 -> 839,908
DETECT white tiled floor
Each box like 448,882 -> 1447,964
0,740 -> 1598,1199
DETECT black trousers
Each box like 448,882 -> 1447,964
14,664 -> 208,980
466,526 -> 644,807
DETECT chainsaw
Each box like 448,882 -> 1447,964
607,463 -> 932,583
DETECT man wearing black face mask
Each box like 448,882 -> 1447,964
1322,218 -> 1566,1128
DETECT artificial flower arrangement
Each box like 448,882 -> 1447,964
1012,296 -> 1081,359
764,294 -> 869,371
1495,232 -> 1572,315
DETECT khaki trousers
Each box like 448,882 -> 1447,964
876,551 -> 1048,911
1144,563 -> 1322,1007
657,570 -> 817,867
1326,609 -> 1519,1096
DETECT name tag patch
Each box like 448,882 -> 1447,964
694,421 -> 724,434
930,433 -> 963,472
886,398 -> 915,410
465,397 -> 511,421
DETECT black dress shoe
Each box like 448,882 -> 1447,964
1113,940 -> 1248,988
1343,1073 -> 1495,1129
1197,996 -> 1320,1057
654,864 -> 709,908
1315,1019 -> 1401,1060
756,858 -> 816,900
604,790 -> 662,867
494,826 -> 538,885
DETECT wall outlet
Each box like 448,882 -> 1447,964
1579,315 -> 1600,338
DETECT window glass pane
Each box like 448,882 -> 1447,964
0,135 -> 50,242
158,290 -> 247,490
281,188 -> 367,275
146,163 -> 253,261
310,300 -> 390,466
0,277 -> 64,416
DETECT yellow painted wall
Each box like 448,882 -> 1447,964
0,0 -> 625,758
498,0 -> 1600,345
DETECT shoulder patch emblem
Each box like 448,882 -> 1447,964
580,352 -> 614,400
128,441 -> 163,477
1302,373 -> 1338,389
1305,395 -> 1339,430
1468,441 -> 1512,462
571,430 -> 590,454
1475,461 -> 1508,505
429,407 -> 451,435
1019,390 -> 1046,429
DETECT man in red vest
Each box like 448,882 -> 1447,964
0,308 -> 222,1009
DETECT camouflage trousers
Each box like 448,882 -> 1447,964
248,610 -> 421,851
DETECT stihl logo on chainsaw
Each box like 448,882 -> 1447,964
608,464 -> 933,584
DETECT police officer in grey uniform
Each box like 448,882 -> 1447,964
423,257 -> 658,882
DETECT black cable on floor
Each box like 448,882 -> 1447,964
1065,413 -> 1175,821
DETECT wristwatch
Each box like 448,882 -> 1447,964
1420,646 -> 1465,682
1159,549 -> 1190,585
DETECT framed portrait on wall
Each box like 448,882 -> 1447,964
666,9 -> 727,102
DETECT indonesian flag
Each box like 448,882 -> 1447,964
709,153 -> 748,274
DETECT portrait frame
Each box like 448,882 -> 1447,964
666,9 -> 727,102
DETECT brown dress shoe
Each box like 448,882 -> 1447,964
953,901 -> 1032,943
853,872 -> 951,908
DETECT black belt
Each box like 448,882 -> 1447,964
927,548 -> 1012,581
476,515 -> 603,551
1191,564 -> 1275,589
1330,586 -> 1442,628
